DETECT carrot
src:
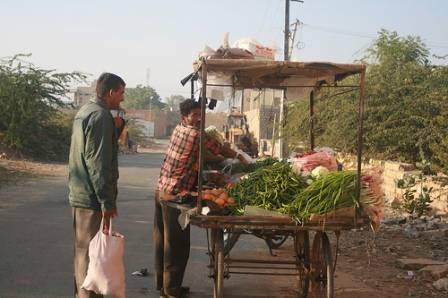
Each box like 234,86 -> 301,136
202,193 -> 216,201
214,198 -> 226,206
218,192 -> 228,201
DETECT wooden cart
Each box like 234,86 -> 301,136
185,58 -> 367,297
190,214 -> 369,298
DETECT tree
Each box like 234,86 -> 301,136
285,30 -> 448,172
126,119 -> 147,144
165,94 -> 186,111
0,54 -> 85,160
122,84 -> 166,110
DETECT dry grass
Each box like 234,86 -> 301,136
0,164 -> 34,188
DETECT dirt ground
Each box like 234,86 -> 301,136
335,224 -> 448,297
0,152 -> 447,297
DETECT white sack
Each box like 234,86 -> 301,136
81,219 -> 126,298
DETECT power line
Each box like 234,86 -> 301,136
301,23 -> 448,49
302,23 -> 376,39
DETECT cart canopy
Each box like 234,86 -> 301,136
194,59 -> 364,89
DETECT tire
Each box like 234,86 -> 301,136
295,231 -> 310,298
223,230 -> 241,255
266,234 -> 289,249
213,230 -> 224,298
310,232 -> 334,298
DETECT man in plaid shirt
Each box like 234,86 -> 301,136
154,99 -> 223,298
158,115 -> 221,196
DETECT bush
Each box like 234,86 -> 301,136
0,54 -> 85,161
285,30 -> 448,173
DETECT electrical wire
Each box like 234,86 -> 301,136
302,22 -> 448,50
302,23 -> 376,39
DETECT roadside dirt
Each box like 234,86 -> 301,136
336,219 -> 448,297
0,159 -> 66,187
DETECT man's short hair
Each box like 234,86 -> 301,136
179,99 -> 201,116
96,73 -> 126,99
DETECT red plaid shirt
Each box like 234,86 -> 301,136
158,123 -> 221,194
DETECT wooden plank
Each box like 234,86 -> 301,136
189,216 -> 369,231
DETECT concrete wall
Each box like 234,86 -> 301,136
380,161 -> 448,216
340,156 -> 448,215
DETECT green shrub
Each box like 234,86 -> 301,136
285,30 -> 448,173
0,54 -> 85,161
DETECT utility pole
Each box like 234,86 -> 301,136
284,0 -> 290,61
284,0 -> 303,61
146,68 -> 152,115
279,0 -> 303,159
289,19 -> 300,60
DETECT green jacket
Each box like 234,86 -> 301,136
68,98 -> 118,211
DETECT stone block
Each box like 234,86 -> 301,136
396,258 -> 446,270
433,278 -> 448,291
420,264 -> 448,280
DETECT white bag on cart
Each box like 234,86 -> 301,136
81,218 -> 126,298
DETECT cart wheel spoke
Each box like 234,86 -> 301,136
213,229 -> 224,298
310,232 -> 334,298
223,229 -> 241,256
266,234 -> 289,249
295,231 -> 310,298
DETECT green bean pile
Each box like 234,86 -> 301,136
228,161 -> 308,215
284,171 -> 359,223
228,167 -> 360,223
229,157 -> 278,174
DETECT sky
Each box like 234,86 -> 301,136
1,0 -> 447,99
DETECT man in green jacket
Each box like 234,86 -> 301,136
69,73 -> 125,298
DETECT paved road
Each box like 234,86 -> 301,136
0,153 -> 303,298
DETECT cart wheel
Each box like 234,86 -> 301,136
223,229 -> 241,255
206,229 -> 216,279
266,234 -> 289,249
213,229 -> 224,298
295,231 -> 310,298
310,232 -> 334,298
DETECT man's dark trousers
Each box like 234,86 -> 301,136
153,190 -> 190,297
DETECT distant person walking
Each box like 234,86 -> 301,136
68,73 -> 125,298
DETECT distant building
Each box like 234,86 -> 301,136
240,87 -> 310,157
74,81 -> 96,107
125,109 -> 179,138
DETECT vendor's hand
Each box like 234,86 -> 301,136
179,190 -> 190,197
114,116 -> 126,137
215,154 -> 225,163
102,209 -> 117,234
114,116 -> 125,129
237,153 -> 249,164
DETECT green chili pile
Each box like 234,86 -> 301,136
228,167 -> 361,223
228,161 -> 308,215
228,157 -> 278,175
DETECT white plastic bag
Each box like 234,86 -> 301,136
81,218 -> 126,298
233,148 -> 256,164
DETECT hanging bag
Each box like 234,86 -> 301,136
81,217 -> 126,298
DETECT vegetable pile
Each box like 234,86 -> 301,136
228,157 -> 278,175
228,161 -> 308,215
226,163 -> 384,228
201,188 -> 235,207
282,171 -> 359,223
